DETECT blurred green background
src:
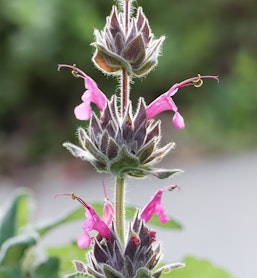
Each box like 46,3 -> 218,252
1,0 -> 257,174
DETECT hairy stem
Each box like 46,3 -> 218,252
121,68 -> 130,117
115,175 -> 125,243
124,0 -> 130,34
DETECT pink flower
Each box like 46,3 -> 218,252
102,180 -> 115,226
54,192 -> 114,248
58,64 -> 107,120
146,75 -> 219,129
140,185 -> 178,224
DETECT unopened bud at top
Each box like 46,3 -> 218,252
92,4 -> 165,77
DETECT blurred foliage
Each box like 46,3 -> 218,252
166,256 -> 234,278
0,0 -> 257,172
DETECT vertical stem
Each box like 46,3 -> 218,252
115,0 -> 131,244
121,68 -> 130,117
115,175 -> 125,243
124,0 -> 130,34
120,0 -> 130,117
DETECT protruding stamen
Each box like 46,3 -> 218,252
167,184 -> 179,191
72,64 -> 79,78
193,74 -> 203,88
54,192 -> 89,209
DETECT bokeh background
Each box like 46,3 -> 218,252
1,0 -> 257,277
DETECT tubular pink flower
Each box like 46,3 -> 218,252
54,192 -> 113,248
58,64 -> 107,120
146,75 -> 219,129
140,185 -> 178,224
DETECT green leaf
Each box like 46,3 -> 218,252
147,168 -> 182,179
128,168 -> 182,179
32,257 -> 59,278
47,243 -> 86,277
162,256 -> 234,278
0,267 -> 21,278
135,268 -> 152,278
0,233 -> 37,266
103,263 -> 124,278
0,189 -> 30,246
35,206 -> 85,236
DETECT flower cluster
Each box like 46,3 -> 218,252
55,185 -> 183,277
59,64 -> 217,179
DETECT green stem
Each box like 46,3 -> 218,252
121,68 -> 130,117
115,175 -> 125,243
115,0 -> 131,244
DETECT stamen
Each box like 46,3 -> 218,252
54,192 -> 88,209
72,64 -> 79,78
193,74 -> 203,88
168,184 -> 178,191
53,192 -> 72,199
71,192 -> 76,200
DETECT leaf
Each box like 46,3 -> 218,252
0,189 -> 30,246
0,267 -> 21,278
135,267 -> 152,278
162,256 -> 234,278
32,257 -> 59,278
47,243 -> 86,276
147,168 -> 182,179
0,233 -> 37,266
128,168 -> 182,179
35,207 -> 84,236
103,263 -> 124,278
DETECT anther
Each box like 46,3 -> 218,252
71,192 -> 76,200
72,64 -> 79,78
168,185 -> 178,191
193,74 -> 203,88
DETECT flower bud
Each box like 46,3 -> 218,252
92,6 -> 165,77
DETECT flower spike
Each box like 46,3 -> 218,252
54,192 -> 111,248
146,75 -> 219,129
58,64 -> 107,120
140,185 -> 179,224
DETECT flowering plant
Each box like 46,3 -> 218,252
56,0 -> 218,277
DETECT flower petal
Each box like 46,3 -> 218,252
172,112 -> 185,129
140,185 -> 177,223
58,64 -> 107,120
146,75 -> 219,128
74,102 -> 92,120
103,198 -> 115,226
146,93 -> 178,119
78,231 -> 91,248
